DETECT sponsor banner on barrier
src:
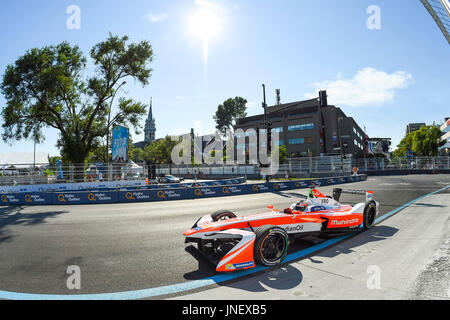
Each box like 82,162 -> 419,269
21,192 -> 52,205
222,185 -> 250,195
193,187 -> 219,198
327,178 -> 338,185
1,193 -> 21,205
0,178 -> 246,194
311,179 -> 324,187
291,180 -> 311,189
83,192 -> 117,204
1,175 -> 367,206
0,186 -> 34,194
54,193 -> 82,204
272,182 -> 290,191
250,183 -> 272,193
154,189 -> 191,201
194,184 -> 252,198
336,176 -> 348,184
0,180 -> 149,194
54,191 -> 117,205
118,190 -> 152,203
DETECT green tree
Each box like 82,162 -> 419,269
131,148 -> 145,163
393,125 -> 444,157
278,145 -> 289,164
393,134 -> 413,157
411,125 -> 444,156
48,155 -> 62,167
1,33 -> 153,166
144,136 -> 181,164
271,144 -> 288,164
213,97 -> 248,134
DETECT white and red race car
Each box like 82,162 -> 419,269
184,188 -> 379,272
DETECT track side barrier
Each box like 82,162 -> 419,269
0,177 -> 247,194
118,188 -> 194,203
53,191 -> 118,205
0,175 -> 366,206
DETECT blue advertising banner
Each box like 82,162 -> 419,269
338,177 -> 349,184
290,180 -> 311,189
118,190 -> 153,203
0,175 -> 367,206
53,191 -> 117,205
326,178 -> 339,186
193,187 -> 221,199
152,188 -> 193,201
222,184 -> 252,195
271,182 -> 291,191
1,193 -> 21,205
249,183 -> 272,193
20,192 -> 52,205
112,125 -> 129,162
194,184 -> 253,198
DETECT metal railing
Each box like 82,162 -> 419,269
0,162 -> 144,186
1,156 -> 449,186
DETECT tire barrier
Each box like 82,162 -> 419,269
0,175 -> 367,206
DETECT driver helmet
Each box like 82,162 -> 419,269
291,200 -> 308,212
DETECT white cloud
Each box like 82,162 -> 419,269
305,67 -> 413,107
147,13 -> 168,23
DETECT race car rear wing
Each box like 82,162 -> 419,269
333,188 -> 374,202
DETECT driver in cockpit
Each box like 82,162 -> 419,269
283,200 -> 308,214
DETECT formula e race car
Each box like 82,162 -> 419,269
184,188 -> 379,272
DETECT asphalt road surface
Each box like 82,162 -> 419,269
0,174 -> 449,298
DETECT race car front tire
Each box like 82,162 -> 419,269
253,225 -> 289,267
211,210 -> 237,222
363,201 -> 377,229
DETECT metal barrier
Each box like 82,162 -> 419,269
2,155 -> 447,187
0,175 -> 367,206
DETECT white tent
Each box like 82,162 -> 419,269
0,152 -> 49,168
127,160 -> 144,175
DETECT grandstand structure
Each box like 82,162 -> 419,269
420,0 -> 450,44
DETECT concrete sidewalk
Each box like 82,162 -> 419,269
172,192 -> 450,300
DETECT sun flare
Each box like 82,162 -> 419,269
188,6 -> 224,65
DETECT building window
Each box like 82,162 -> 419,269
288,123 -> 314,131
273,127 -> 283,133
278,140 -> 284,146
304,137 -> 315,143
289,138 -> 305,145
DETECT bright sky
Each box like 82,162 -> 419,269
0,0 -> 449,158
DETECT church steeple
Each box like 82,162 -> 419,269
144,97 -> 156,143
148,97 -> 153,121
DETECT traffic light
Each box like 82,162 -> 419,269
319,90 -> 328,108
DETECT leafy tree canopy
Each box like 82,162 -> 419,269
393,125 -> 444,157
143,136 -> 181,164
1,33 -> 153,164
213,97 -> 247,134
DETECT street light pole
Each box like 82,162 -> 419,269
338,116 -> 344,174
262,84 -> 271,183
